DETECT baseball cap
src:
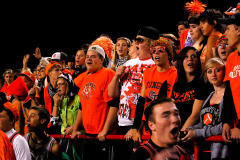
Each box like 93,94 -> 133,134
51,52 -> 61,61
88,45 -> 105,58
137,26 -> 160,40
219,13 -> 240,26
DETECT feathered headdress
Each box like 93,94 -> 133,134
90,36 -> 114,60
185,0 -> 207,16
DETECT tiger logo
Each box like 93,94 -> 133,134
81,82 -> 95,100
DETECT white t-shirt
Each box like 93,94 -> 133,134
118,57 -> 155,126
6,128 -> 31,160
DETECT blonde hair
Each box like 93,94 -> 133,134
204,57 -> 225,82
3,69 -> 14,83
3,69 -> 13,77
112,37 -> 131,71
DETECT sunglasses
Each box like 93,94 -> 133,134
135,37 -> 145,43
217,44 -> 228,48
150,47 -> 166,54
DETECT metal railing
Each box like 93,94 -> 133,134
50,134 -> 224,160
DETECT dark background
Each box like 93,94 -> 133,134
0,0 -> 237,74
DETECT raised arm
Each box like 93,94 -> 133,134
108,66 -> 126,98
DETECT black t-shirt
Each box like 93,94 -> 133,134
134,139 -> 164,160
172,76 -> 213,127
201,101 -> 220,126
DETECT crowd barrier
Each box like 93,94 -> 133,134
50,134 -> 224,160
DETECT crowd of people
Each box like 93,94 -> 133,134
0,1 -> 240,160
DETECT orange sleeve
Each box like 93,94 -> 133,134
180,29 -> 189,50
0,130 -> 15,160
73,71 -> 89,88
103,70 -> 115,103
223,51 -> 236,82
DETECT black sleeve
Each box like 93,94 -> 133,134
107,97 -> 120,108
221,81 -> 236,127
132,96 -> 145,129
78,102 -> 82,110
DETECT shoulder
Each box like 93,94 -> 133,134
227,50 -> 238,61
169,66 -> 178,74
144,66 -> 157,73
73,70 -> 90,87
51,139 -> 62,157
134,146 -> 152,160
14,134 -> 29,146
174,145 -> 193,159
207,34 -> 220,45
225,50 -> 239,73
74,95 -> 80,102
123,58 -> 138,66
13,135 -> 31,157
102,68 -> 115,75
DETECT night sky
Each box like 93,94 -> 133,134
0,0 -> 236,74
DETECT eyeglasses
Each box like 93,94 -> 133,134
150,47 -> 166,54
135,37 -> 145,43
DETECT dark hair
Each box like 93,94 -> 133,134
177,21 -> 188,28
30,106 -> 50,130
0,92 -> 14,125
2,107 -> 15,125
144,97 -> 175,133
80,44 -> 90,55
199,9 -> 223,32
176,47 -> 202,83
0,92 -> 7,104
188,16 -> 200,25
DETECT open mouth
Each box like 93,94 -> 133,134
136,46 -> 139,51
86,62 -> 92,65
221,51 -> 226,55
155,56 -> 160,60
187,63 -> 194,67
170,127 -> 180,138
119,50 -> 123,52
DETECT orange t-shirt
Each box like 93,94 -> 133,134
144,66 -> 178,100
74,68 -> 115,134
0,130 -> 15,160
224,50 -> 240,119
0,83 -> 13,101
142,66 -> 178,123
